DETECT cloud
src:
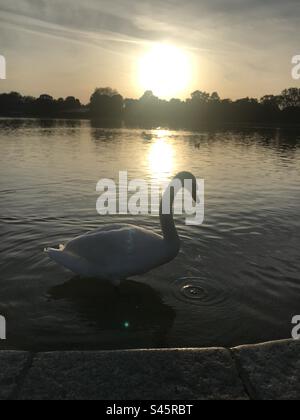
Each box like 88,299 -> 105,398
0,0 -> 298,53
0,3 -> 142,57
0,10 -> 148,50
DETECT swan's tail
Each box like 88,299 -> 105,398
44,245 -> 66,264
44,244 -> 87,275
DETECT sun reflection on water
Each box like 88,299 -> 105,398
148,133 -> 175,181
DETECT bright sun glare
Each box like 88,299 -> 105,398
139,43 -> 192,98
148,136 -> 174,179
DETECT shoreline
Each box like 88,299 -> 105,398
1,338 -> 299,400
0,116 -> 300,131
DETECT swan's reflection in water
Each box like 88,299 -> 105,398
48,278 -> 175,349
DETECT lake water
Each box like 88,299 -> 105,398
0,118 -> 299,351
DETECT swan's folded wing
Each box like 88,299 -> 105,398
64,225 -> 163,266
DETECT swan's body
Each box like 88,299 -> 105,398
45,172 -> 198,285
46,224 -> 178,285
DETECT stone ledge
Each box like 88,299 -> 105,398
232,339 -> 300,400
0,339 -> 299,400
18,348 -> 246,400
0,352 -> 31,400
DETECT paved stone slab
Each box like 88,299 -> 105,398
233,339 -> 300,400
0,352 -> 30,400
19,349 -> 247,400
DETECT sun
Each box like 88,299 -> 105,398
138,43 -> 192,98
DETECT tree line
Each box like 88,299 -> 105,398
0,87 -> 299,127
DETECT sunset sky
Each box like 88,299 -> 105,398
0,0 -> 299,103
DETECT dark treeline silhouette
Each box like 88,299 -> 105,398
0,92 -> 85,118
0,87 -> 300,127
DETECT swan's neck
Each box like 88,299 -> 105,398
159,171 -> 197,257
159,181 -> 181,250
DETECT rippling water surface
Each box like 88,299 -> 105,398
0,119 -> 299,351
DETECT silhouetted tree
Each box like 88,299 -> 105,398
190,90 -> 210,103
279,88 -> 300,109
210,92 -> 221,102
90,87 -> 123,120
64,96 -> 81,110
260,95 -> 280,107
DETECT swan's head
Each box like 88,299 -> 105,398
174,171 -> 198,203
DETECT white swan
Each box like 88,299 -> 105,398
45,172 -> 198,286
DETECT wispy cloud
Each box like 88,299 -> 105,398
1,0 -> 298,53
0,10 -> 151,53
